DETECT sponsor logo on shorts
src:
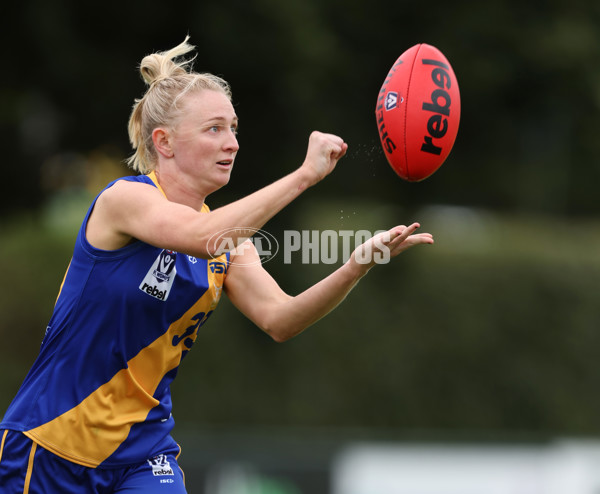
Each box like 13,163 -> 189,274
147,454 -> 174,477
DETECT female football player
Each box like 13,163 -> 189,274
0,37 -> 433,493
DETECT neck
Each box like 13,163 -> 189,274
151,168 -> 208,212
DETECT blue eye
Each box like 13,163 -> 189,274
207,123 -> 238,135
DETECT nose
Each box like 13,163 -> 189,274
224,129 -> 239,153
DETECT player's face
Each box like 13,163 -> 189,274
171,90 -> 239,192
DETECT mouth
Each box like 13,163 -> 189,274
216,159 -> 233,168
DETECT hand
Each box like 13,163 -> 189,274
301,131 -> 348,185
350,223 -> 434,272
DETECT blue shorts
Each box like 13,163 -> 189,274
0,430 -> 187,493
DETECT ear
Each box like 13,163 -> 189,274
152,127 -> 174,159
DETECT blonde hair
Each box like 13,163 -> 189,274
126,36 -> 232,173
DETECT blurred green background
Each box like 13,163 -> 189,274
2,0 -> 600,491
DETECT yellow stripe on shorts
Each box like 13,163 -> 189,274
0,429 -> 8,463
23,441 -> 37,494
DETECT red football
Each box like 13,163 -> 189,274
376,44 -> 460,182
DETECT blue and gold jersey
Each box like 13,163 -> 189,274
0,173 -> 228,468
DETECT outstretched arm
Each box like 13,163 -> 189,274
224,223 -> 433,342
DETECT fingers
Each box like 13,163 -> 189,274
326,140 -> 347,163
333,141 -> 349,160
388,223 -> 420,242
303,131 -> 348,184
309,131 -> 347,161
386,223 -> 434,251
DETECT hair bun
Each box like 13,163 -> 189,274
138,37 -> 196,86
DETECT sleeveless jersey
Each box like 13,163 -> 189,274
0,173 -> 229,468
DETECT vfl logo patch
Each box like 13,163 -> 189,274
147,454 -> 174,477
154,250 -> 176,282
385,91 -> 403,111
139,250 -> 177,301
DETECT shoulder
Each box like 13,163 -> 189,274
96,176 -> 162,208
86,176 -> 165,251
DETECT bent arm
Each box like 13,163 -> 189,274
87,131 -> 347,257
90,167 -> 314,257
